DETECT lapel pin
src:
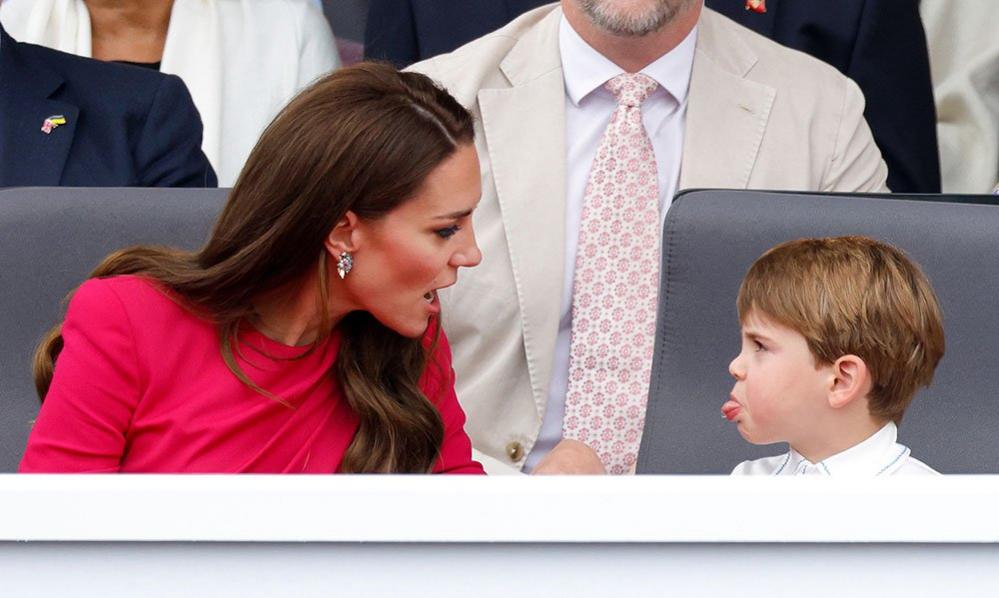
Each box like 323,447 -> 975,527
41,115 -> 68,135
745,0 -> 766,13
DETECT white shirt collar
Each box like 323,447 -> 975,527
558,14 -> 698,108
782,422 -> 911,477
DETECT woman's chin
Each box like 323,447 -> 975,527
386,317 -> 431,339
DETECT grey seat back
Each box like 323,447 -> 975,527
638,190 -> 999,474
0,187 -> 228,471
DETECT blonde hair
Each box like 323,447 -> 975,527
737,236 -> 945,423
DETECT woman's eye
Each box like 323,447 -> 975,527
436,225 -> 460,239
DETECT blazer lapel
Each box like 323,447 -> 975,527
679,9 -> 775,190
477,8 -> 566,416
0,28 -> 79,187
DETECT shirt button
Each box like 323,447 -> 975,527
506,441 -> 524,462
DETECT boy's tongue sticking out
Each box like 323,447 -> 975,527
721,400 -> 741,421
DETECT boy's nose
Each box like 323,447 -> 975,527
728,354 -> 745,380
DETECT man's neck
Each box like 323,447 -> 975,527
561,1 -> 701,73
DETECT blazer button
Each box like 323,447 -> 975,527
506,441 -> 524,462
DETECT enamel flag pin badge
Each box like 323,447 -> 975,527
41,115 -> 67,135
745,0 -> 766,13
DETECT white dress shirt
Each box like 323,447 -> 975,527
730,423 -> 940,476
524,16 -> 697,471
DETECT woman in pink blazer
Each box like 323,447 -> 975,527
21,63 -> 485,474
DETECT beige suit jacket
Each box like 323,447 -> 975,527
411,4 -> 888,473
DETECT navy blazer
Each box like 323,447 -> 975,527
364,0 -> 548,68
365,0 -> 939,194
0,26 -> 217,188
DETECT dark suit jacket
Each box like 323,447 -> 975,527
365,0 -> 939,194
365,0 -> 548,68
0,26 -> 217,188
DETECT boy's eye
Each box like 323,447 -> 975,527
753,339 -> 765,352
436,225 -> 460,239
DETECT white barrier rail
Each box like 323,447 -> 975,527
3,475 -> 999,596
2,474 -> 999,542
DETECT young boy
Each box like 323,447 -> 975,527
723,236 -> 945,476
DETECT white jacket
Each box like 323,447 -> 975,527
921,0 -> 999,194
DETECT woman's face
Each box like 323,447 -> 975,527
339,143 -> 483,338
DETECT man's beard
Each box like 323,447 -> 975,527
577,0 -> 693,37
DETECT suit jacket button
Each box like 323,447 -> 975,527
506,441 -> 524,462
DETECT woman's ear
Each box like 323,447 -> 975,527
324,210 -> 361,256
827,354 -> 872,410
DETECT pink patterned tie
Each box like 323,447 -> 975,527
563,73 -> 660,475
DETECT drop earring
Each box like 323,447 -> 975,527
337,252 -> 353,279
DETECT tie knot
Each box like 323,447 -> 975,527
605,73 -> 658,107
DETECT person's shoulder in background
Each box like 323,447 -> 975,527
365,0 -> 550,69
1,28 -> 217,188
263,0 -> 341,75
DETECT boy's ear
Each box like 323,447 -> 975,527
324,210 -> 362,256
827,355 -> 871,410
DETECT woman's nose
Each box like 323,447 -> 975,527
452,230 -> 482,268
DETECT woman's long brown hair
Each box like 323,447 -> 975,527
33,63 -> 475,473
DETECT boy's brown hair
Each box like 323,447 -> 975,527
737,236 -> 945,423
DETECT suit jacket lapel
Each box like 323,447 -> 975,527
478,8 -> 566,416
680,9 -> 775,190
0,28 -> 79,187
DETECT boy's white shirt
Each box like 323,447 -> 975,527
731,422 -> 939,476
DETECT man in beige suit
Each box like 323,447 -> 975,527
411,0 -> 888,474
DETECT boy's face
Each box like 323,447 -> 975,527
724,309 -> 832,446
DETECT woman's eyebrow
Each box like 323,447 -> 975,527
433,208 -> 474,220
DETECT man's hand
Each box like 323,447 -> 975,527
531,439 -> 606,475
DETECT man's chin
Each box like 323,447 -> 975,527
579,0 -> 688,37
